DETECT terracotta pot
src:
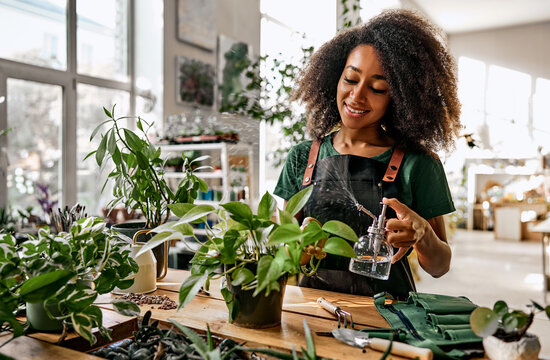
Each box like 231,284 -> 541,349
483,333 -> 541,360
226,274 -> 287,329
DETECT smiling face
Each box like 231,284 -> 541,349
336,44 -> 391,131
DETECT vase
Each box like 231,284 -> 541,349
483,333 -> 541,360
112,221 -> 168,279
112,242 -> 157,294
226,275 -> 287,329
26,301 -> 63,331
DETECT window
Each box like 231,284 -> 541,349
0,1 -> 134,214
533,78 -> 550,146
7,79 -> 62,211
77,85 -> 130,213
77,0 -> 129,81
260,0 -> 335,197
0,0 -> 67,69
457,57 -> 486,133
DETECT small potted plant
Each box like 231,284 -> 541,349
470,300 -> 550,360
136,186 -> 358,328
0,217 -> 140,345
86,105 -> 207,279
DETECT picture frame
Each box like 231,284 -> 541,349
177,0 -> 216,51
217,35 -> 253,112
176,56 -> 215,107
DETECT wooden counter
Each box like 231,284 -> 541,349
1,269 -> 479,359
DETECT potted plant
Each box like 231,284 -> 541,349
136,186 -> 358,328
86,105 -> 208,279
469,300 -> 550,360
0,216 -> 140,345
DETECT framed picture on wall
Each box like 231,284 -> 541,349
217,35 -> 254,112
177,0 -> 216,51
176,56 -> 215,107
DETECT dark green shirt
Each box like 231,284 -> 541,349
274,135 -> 455,219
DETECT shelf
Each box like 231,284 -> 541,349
164,171 -> 223,179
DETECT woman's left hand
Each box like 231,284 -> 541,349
382,197 -> 428,263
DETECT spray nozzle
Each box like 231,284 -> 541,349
356,202 -> 376,220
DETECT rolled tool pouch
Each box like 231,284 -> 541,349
374,292 -> 484,359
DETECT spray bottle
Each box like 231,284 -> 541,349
349,202 -> 393,280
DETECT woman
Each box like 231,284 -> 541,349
274,9 -> 461,300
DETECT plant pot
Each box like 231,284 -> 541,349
483,333 -> 541,360
226,275 -> 287,329
26,301 -> 63,331
112,221 -> 168,280
112,243 -> 157,294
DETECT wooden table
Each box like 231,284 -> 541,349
1,269 -> 467,359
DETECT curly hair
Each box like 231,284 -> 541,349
293,9 -> 462,154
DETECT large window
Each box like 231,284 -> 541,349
457,56 -> 546,158
6,79 -> 62,211
0,0 -> 133,214
0,0 -> 67,70
77,84 -> 129,213
77,0 -> 129,81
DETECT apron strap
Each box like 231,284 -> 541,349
382,147 -> 405,182
302,139 -> 322,186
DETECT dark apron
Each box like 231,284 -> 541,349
299,140 -> 416,301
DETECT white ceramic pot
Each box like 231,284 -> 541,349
483,333 -> 541,360
112,243 -> 157,294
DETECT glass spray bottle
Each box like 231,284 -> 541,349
349,202 -> 393,280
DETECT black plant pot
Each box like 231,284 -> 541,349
226,274 -> 287,329
111,221 -> 167,279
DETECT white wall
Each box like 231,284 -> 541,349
449,21 -> 550,81
162,0 -> 261,202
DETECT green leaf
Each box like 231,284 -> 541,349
285,186 -> 312,216
177,204 -> 216,224
168,203 -> 196,217
169,319 -> 209,357
90,119 -> 110,140
178,273 -> 209,309
111,298 -> 140,317
19,270 -> 74,302
502,312 -> 520,333
323,237 -> 356,258
107,129 -> 117,154
220,285 -> 238,323
303,319 -> 316,359
0,308 -> 24,337
135,152 -> 149,169
95,134 -> 108,166
191,155 -> 211,164
530,300 -> 544,311
300,221 -> 325,247
220,202 -> 253,223
231,267 -> 255,286
469,307 -> 499,337
257,192 -> 277,220
278,209 -> 296,225
267,223 -> 302,246
197,177 -> 209,193
135,232 -> 173,258
493,300 -> 508,317
322,220 -> 358,242
103,106 -> 112,118
123,128 -> 144,152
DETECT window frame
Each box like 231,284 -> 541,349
0,0 -> 135,209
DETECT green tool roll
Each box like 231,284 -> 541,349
374,292 -> 484,359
